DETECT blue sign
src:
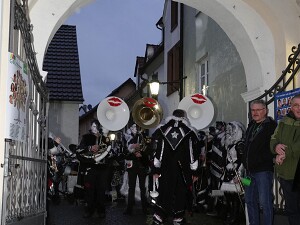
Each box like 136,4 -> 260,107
274,88 -> 300,123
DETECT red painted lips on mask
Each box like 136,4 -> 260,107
107,97 -> 122,107
191,93 -> 207,105
144,97 -> 157,108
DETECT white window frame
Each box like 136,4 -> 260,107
196,57 -> 208,94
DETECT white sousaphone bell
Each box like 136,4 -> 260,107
97,96 -> 130,131
96,96 -> 130,162
178,93 -> 214,130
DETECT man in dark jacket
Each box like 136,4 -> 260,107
151,109 -> 200,225
243,99 -> 277,225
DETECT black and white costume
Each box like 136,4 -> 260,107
151,110 -> 200,225
123,124 -> 151,215
206,121 -> 226,216
220,121 -> 245,225
76,120 -> 111,218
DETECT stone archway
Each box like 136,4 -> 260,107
30,0 -> 300,100
176,0 -> 300,101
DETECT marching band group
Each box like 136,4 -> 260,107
47,94 -> 300,225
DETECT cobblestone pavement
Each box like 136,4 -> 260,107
48,196 -> 246,225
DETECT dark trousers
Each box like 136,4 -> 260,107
127,166 -> 148,211
279,178 -> 300,225
154,172 -> 187,222
84,167 -> 109,214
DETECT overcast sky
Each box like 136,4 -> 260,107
66,0 -> 164,107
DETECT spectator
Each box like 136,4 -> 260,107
270,94 -> 300,225
243,99 -> 277,225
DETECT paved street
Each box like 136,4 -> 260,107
48,196 -> 238,225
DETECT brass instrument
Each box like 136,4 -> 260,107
132,97 -> 163,129
49,132 -> 74,156
227,149 -> 246,215
138,135 -> 152,152
93,133 -> 112,163
227,150 -> 245,196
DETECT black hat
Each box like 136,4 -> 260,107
216,121 -> 226,128
173,109 -> 187,118
90,119 -> 101,132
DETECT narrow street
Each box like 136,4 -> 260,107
48,196 -> 237,225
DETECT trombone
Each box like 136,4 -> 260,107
227,150 -> 245,196
227,150 -> 246,214
49,132 -> 74,156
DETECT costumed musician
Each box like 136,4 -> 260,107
109,131 -> 126,202
76,119 -> 112,219
123,123 -> 151,215
151,109 -> 200,225
206,121 -> 227,216
220,121 -> 246,225
193,130 -> 211,213
46,135 -> 62,225
47,135 -> 64,204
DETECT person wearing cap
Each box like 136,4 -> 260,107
151,109 -> 200,225
243,99 -> 277,225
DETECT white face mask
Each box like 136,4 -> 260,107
130,124 -> 137,135
91,123 -> 99,134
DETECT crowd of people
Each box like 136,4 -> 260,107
47,95 -> 300,225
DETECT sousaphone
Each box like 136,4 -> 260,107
97,96 -> 130,131
178,93 -> 214,130
132,97 -> 163,129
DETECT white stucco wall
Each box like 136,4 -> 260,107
48,102 -> 80,147
183,7 -> 247,126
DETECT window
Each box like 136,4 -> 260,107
167,42 -> 182,96
171,1 -> 178,31
197,58 -> 208,94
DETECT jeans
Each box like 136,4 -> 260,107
279,178 -> 300,225
245,171 -> 274,225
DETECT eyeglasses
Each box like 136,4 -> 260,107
292,104 -> 300,108
251,108 -> 265,112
